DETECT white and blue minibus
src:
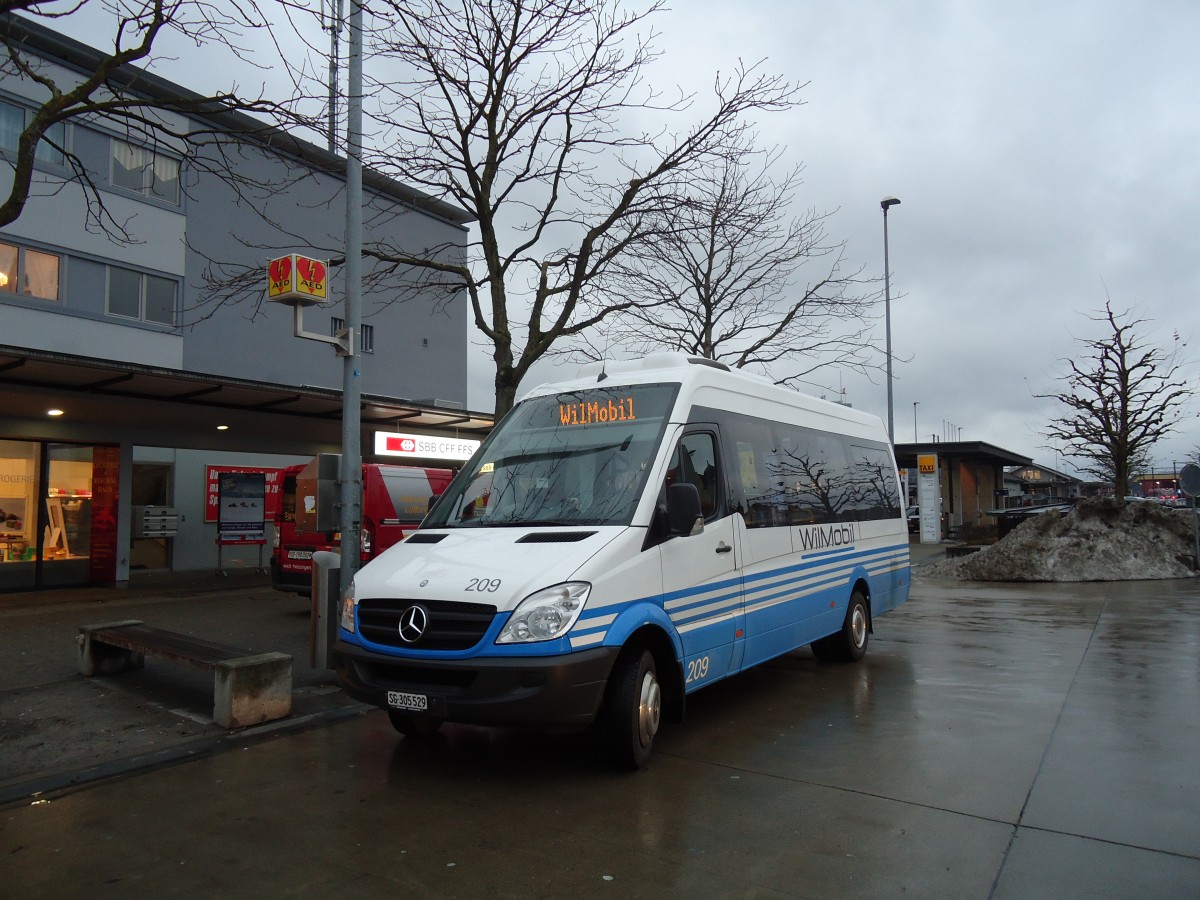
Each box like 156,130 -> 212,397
335,354 -> 911,767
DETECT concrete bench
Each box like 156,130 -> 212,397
77,620 -> 292,729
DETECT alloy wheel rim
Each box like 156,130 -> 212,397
638,670 -> 661,746
852,605 -> 867,648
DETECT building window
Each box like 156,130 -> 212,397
0,240 -> 60,300
331,317 -> 374,353
106,266 -> 177,325
144,274 -> 176,324
23,249 -> 59,299
0,102 -> 21,153
0,99 -> 66,166
110,139 -> 179,204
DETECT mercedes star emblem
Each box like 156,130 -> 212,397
398,605 -> 429,643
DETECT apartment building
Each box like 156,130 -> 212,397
0,15 -> 491,591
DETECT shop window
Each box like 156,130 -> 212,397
0,239 -> 60,301
0,439 -> 38,553
106,266 -> 177,326
0,441 -> 118,591
0,99 -> 66,166
111,138 -> 180,204
0,440 -> 40,591
46,444 -> 94,563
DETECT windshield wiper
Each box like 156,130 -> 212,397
492,436 -> 635,468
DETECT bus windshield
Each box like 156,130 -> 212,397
426,383 -> 679,528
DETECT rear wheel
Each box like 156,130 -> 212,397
811,590 -> 870,663
602,647 -> 661,769
387,710 -> 444,737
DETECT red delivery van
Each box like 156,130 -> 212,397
271,462 -> 454,594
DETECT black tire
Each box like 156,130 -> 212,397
387,709 -> 444,738
811,590 -> 870,663
602,647 -> 661,769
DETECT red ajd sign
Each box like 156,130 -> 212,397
267,254 -> 328,304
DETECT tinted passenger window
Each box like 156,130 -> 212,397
665,432 -> 719,520
845,444 -> 901,521
726,418 -> 782,527
692,405 -> 899,527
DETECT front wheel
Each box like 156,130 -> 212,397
811,590 -> 870,663
602,647 -> 661,769
387,710 -> 444,738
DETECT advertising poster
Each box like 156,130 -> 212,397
0,497 -> 27,535
205,466 -> 283,523
217,472 -> 266,544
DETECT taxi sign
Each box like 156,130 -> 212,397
267,254 -> 328,305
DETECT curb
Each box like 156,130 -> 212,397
0,702 -> 367,809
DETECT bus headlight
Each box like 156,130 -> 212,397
497,582 -> 590,643
340,581 -> 357,633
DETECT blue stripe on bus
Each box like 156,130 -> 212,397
573,541 -> 909,635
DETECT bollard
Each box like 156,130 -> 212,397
310,550 -> 341,669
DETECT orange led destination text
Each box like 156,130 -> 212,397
558,397 -> 636,426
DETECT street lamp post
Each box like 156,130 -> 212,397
265,2 -> 363,603
338,0 -> 364,596
881,196 -> 901,444
913,401 -> 919,443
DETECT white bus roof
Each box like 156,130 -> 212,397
521,353 -> 887,440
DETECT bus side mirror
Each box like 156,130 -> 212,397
667,483 -> 704,536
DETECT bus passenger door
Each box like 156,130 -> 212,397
657,430 -> 743,692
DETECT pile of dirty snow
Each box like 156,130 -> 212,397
923,498 -> 1198,582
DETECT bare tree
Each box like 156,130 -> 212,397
1041,302 -> 1193,497
0,3 -> 317,244
340,0 -> 802,416
565,141 -> 877,387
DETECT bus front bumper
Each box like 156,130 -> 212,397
333,639 -> 620,728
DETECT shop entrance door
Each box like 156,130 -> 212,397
42,444 -> 97,588
131,462 -> 173,570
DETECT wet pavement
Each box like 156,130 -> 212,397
0,570 -> 363,803
2,553 -> 1199,897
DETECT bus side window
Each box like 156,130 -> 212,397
671,432 -> 719,520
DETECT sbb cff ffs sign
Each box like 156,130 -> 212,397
374,431 -> 481,462
267,254 -> 328,305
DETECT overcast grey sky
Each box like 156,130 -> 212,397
54,1 -> 1200,475
643,0 -> 1200,474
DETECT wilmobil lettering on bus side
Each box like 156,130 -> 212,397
796,523 -> 857,552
